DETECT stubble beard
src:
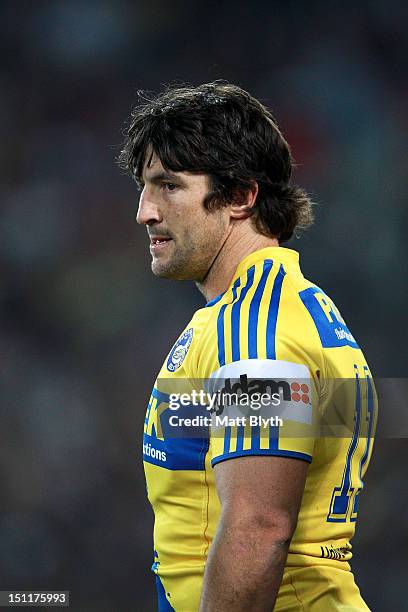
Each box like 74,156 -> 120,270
151,239 -> 215,281
151,211 -> 227,281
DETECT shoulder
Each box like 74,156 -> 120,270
191,259 -> 323,377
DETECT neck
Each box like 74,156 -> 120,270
196,223 -> 279,302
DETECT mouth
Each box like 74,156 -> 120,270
149,235 -> 173,252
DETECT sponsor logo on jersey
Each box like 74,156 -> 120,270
299,286 -> 359,349
320,544 -> 350,560
166,328 -> 194,372
208,359 -> 312,425
290,381 -> 310,403
143,440 -> 167,463
143,431 -> 208,471
211,374 -> 311,416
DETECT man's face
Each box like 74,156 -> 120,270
136,152 -> 229,281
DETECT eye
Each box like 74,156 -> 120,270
162,182 -> 178,192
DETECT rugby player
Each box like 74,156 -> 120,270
118,82 -> 376,611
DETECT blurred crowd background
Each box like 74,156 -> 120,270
0,1 -> 407,610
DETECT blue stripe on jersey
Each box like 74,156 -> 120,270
211,449 -> 312,467
266,264 -> 286,359
217,304 -> 228,367
251,425 -> 260,450
248,260 -> 274,358
269,423 -> 279,450
236,424 -> 245,451
223,426 -> 232,454
231,266 -> 256,361
217,278 -> 241,367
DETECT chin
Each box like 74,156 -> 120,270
151,258 -> 199,281
151,259 -> 181,279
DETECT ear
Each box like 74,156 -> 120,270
229,181 -> 259,220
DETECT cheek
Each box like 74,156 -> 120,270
192,215 -> 224,249
205,209 -> 228,234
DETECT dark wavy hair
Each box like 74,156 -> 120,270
118,81 -> 314,243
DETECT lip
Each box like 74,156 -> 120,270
149,236 -> 173,252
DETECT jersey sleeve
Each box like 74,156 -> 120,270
206,358 -> 316,466
195,262 -> 322,467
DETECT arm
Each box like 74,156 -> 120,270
199,455 -> 308,612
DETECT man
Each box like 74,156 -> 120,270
118,82 -> 377,611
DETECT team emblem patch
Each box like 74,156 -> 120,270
167,328 -> 194,372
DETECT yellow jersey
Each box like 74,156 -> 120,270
143,246 -> 377,611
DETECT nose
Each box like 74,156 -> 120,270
136,188 -> 162,226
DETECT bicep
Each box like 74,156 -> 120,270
214,454 -> 309,533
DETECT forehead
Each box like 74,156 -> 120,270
141,148 -> 209,188
142,149 -> 165,177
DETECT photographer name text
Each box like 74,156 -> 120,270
168,414 -> 283,428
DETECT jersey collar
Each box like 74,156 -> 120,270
231,247 -> 300,284
205,247 -> 300,307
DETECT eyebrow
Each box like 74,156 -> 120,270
141,171 -> 182,185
